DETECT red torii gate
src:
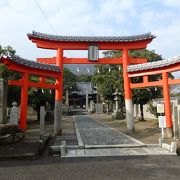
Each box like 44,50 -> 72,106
0,31 -> 179,137
28,31 -> 155,133
128,56 -> 180,137
0,55 -> 60,130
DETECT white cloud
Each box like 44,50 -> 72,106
0,0 -> 179,75
163,0 -> 180,9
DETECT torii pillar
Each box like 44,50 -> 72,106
54,48 -> 63,135
123,48 -> 134,131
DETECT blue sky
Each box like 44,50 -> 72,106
0,0 -> 180,75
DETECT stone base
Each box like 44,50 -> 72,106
166,127 -> 174,138
111,110 -> 125,120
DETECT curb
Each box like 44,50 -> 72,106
73,116 -> 85,149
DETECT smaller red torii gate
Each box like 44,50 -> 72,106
0,55 -> 60,130
128,56 -> 180,136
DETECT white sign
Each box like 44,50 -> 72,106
158,116 -> 166,128
157,103 -> 165,113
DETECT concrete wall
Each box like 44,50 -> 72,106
134,104 -> 157,120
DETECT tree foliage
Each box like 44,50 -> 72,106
0,45 -> 22,106
77,74 -> 92,82
93,49 -> 166,120
63,67 -> 78,93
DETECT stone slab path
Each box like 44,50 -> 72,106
63,146 -> 176,157
74,115 -> 144,148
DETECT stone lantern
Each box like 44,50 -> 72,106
112,89 -> 124,120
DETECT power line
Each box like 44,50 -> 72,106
33,0 -> 57,34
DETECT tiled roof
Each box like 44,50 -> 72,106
0,55 -> 60,73
28,31 -> 155,43
127,56 -> 180,72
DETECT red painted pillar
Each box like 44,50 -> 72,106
20,73 -> 28,130
122,48 -> 134,131
54,48 -> 63,135
162,72 -> 173,137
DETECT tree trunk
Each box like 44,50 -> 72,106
139,103 -> 145,121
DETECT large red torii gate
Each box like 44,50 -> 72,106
28,31 -> 155,133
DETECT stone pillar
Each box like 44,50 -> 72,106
9,102 -> 19,125
122,49 -> 134,131
54,48 -> 63,135
173,105 -> 179,139
0,79 -> 7,124
54,101 -> 62,135
65,90 -> 69,107
86,90 -> 88,110
40,106 -> 45,141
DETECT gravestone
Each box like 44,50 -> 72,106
0,79 -> 7,124
9,102 -> 19,125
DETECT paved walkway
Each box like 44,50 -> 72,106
62,115 -> 176,157
74,115 -> 144,148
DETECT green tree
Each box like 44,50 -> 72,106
0,45 -> 22,106
92,64 -> 124,114
77,74 -> 92,82
63,67 -> 78,93
28,67 -> 78,120
130,49 -> 163,120
93,49 -> 166,120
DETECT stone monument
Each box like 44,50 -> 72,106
0,79 -> 7,124
9,102 -> 19,125
88,100 -> 95,114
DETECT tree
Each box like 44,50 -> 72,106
77,74 -> 92,82
28,67 -> 78,120
0,45 -> 22,106
92,64 -> 124,113
63,67 -> 78,93
93,49 -> 166,120
130,49 -> 163,121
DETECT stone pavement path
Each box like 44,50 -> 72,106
74,115 -> 144,148
64,145 -> 175,157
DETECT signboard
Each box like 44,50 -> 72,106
88,45 -> 99,61
158,116 -> 166,128
157,103 -> 165,113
